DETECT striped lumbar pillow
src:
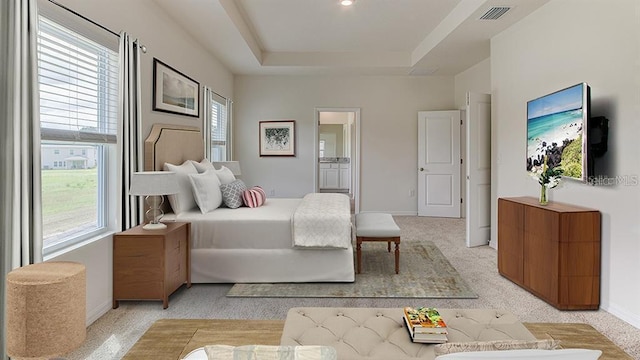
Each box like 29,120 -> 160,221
242,186 -> 266,208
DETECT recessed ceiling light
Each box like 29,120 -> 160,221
340,0 -> 354,6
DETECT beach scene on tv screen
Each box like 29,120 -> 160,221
526,84 -> 584,179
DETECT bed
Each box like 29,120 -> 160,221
144,124 -> 355,283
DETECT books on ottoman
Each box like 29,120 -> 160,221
403,307 -> 448,343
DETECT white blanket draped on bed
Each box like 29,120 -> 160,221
292,193 -> 352,248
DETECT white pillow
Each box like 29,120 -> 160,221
213,165 -> 236,185
435,349 -> 602,360
181,347 -> 209,360
191,158 -> 215,173
188,170 -> 223,213
163,160 -> 198,214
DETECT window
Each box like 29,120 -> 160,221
208,92 -> 231,161
37,12 -> 119,254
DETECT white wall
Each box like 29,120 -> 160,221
47,238 -> 113,325
233,75 -> 455,213
55,0 -> 234,136
491,0 -> 640,328
47,0 -> 234,324
454,58 -> 491,110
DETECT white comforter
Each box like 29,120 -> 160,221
292,193 -> 351,248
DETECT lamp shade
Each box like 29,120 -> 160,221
6,261 -> 86,358
212,161 -> 242,176
129,171 -> 179,196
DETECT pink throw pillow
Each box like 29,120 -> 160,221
242,186 -> 266,208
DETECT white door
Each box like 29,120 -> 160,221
418,111 -> 461,217
465,93 -> 492,247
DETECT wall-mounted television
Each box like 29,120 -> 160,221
526,83 -> 591,182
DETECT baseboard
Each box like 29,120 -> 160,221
87,298 -> 112,326
358,211 -> 418,216
390,211 -> 418,216
601,301 -> 640,330
489,239 -> 497,249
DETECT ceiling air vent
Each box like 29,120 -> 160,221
478,6 -> 511,20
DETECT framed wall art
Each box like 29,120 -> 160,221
259,120 -> 296,156
153,58 -> 199,117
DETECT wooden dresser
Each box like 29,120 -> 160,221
497,197 -> 600,310
113,222 -> 191,309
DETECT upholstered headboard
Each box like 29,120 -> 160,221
144,124 -> 205,171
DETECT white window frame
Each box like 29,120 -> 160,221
37,4 -> 120,256
204,87 -> 232,161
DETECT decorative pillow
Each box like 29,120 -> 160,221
191,158 -> 216,173
203,345 -> 337,360
213,165 -> 236,185
163,160 -> 198,214
188,170 -> 223,213
219,179 -> 247,209
434,339 -> 561,356
242,186 -> 267,208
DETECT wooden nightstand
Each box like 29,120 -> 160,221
113,222 -> 191,309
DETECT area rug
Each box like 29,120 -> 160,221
123,319 -> 632,360
226,240 -> 478,298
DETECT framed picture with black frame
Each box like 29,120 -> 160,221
152,58 -> 199,117
259,120 -> 296,156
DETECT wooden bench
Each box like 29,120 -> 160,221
355,213 -> 401,274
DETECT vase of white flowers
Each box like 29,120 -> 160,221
532,155 -> 563,205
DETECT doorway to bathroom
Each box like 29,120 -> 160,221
314,108 -> 360,213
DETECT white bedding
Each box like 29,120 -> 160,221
292,193 -> 351,248
165,198 -> 301,249
162,195 -> 355,283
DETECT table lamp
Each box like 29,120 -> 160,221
129,171 -> 179,230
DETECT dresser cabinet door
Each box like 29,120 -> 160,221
497,199 -> 524,285
523,206 -> 559,304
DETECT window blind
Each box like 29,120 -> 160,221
211,93 -> 227,146
37,16 -> 119,144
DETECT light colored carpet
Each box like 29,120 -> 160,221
227,240 -> 478,298
63,216 -> 640,360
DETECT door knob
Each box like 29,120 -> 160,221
419,167 -> 424,172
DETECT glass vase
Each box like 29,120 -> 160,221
539,185 -> 548,205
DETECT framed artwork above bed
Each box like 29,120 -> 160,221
259,120 -> 296,156
153,58 -> 200,118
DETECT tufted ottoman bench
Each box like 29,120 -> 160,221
280,307 -> 537,360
